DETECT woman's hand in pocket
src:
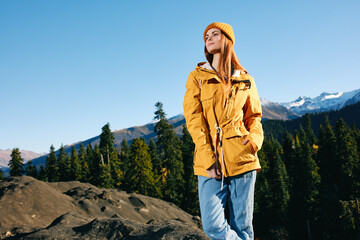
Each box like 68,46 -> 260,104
206,161 -> 222,179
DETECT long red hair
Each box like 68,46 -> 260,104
204,33 -> 247,83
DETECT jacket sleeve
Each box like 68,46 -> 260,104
183,72 -> 216,170
243,76 -> 264,153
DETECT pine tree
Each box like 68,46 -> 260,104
78,143 -> 89,182
154,102 -> 184,205
81,161 -> 91,183
86,143 -> 94,162
351,125 -> 360,153
78,143 -> 86,165
46,145 -> 59,182
148,138 -> 162,193
99,123 -> 123,189
338,199 -> 360,239
149,138 -> 161,177
290,128 -> 321,239
119,139 -> 131,191
254,140 -> 273,238
304,113 -> 317,147
282,131 -> 296,184
350,125 -> 360,197
266,139 -> 290,225
25,160 -> 38,178
316,116 -> 340,238
70,146 -> 82,181
334,118 -> 360,200
39,165 -> 47,181
180,124 -> 199,215
127,138 -> 161,197
94,144 -> 112,188
58,145 -> 72,181
255,139 -> 290,238
99,159 -> 113,189
9,148 -> 24,176
85,143 -> 98,185
99,123 -> 115,165
109,149 -> 123,189
119,139 -> 130,162
317,114 -> 337,186
100,123 -> 113,164
254,175 -> 272,237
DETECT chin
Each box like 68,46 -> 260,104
208,49 -> 220,54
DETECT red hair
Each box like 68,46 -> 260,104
204,33 -> 247,83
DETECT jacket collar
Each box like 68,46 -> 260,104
196,61 -> 244,79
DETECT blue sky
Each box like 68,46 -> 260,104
1,0 -> 359,153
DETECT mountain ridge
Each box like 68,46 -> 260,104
280,88 -> 360,115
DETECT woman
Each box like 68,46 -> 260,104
183,22 -> 264,240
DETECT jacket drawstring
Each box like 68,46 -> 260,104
214,124 -> 225,190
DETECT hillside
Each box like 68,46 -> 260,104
260,98 -> 299,120
27,116 -> 186,170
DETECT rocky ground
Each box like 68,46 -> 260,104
0,176 -> 208,239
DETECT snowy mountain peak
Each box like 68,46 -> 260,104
318,91 -> 341,99
280,96 -> 309,109
292,96 -> 309,107
317,91 -> 343,100
280,89 -> 360,115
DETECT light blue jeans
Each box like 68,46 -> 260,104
198,170 -> 256,240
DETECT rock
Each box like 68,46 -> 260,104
0,176 -> 208,239
15,216 -> 207,240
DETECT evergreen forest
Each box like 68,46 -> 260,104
3,101 -> 360,239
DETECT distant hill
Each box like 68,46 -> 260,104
0,149 -> 46,176
260,98 -> 299,120
28,115 -> 186,170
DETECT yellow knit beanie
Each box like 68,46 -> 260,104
203,22 -> 235,44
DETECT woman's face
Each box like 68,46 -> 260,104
205,28 -> 222,54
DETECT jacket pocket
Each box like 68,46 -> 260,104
200,86 -> 218,101
232,81 -> 251,110
200,88 -> 217,118
223,135 -> 255,166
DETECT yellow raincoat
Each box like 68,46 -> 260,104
183,62 -> 264,178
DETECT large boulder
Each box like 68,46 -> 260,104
0,176 -> 207,239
